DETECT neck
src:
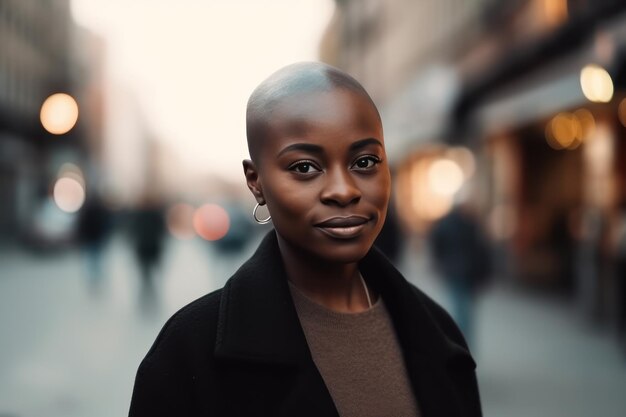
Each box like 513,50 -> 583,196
277,235 -> 374,313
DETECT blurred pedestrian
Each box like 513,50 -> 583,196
76,194 -> 111,292
130,194 -> 166,312
428,195 -> 492,348
129,62 -> 482,417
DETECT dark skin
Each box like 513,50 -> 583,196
243,65 -> 390,313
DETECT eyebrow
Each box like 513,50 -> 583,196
277,143 -> 323,157
349,137 -> 383,151
277,137 -> 382,157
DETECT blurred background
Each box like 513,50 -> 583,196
1,0 -> 626,416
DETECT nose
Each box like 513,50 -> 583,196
320,167 -> 361,206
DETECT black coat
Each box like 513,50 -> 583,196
129,231 -> 482,417
428,207 -> 492,289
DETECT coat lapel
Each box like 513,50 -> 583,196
214,230 -> 339,417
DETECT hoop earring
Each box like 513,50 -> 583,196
253,203 -> 271,224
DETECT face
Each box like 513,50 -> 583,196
244,88 -> 391,264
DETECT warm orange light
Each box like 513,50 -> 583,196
545,120 -> 562,150
546,111 -> 592,150
53,177 -> 85,213
167,203 -> 196,240
552,112 -> 581,148
193,204 -> 230,241
574,108 -> 595,139
580,64 -> 614,103
544,0 -> 568,26
40,93 -> 79,134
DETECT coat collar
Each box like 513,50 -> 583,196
214,230 -> 476,416
214,230 -> 311,364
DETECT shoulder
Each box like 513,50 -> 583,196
140,287 -> 224,369
129,289 -> 225,416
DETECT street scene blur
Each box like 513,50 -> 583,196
1,0 -> 626,416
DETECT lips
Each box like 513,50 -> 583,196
314,216 -> 371,239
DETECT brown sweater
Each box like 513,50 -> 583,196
288,281 -> 421,417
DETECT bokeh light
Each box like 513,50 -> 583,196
40,93 -> 79,135
549,112 -> 581,149
53,177 -> 86,213
192,204 -> 230,241
545,109 -> 595,150
427,158 -> 465,196
580,64 -> 614,103
544,0 -> 568,26
408,158 -> 454,224
574,108 -> 596,137
57,163 -> 86,188
166,203 -> 196,240
445,146 -> 476,180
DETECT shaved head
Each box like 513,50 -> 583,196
245,62 -> 380,164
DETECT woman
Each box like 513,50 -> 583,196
129,62 -> 482,417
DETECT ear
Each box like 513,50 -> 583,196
242,159 -> 265,204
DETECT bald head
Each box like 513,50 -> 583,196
245,62 -> 380,164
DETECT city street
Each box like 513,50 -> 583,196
1,234 -> 625,417
3,2 -> 626,417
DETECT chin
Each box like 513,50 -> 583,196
276,228 -> 378,265
313,241 -> 374,265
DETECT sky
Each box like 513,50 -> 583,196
70,0 -> 335,188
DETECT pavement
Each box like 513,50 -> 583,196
403,243 -> 626,417
0,233 -> 624,417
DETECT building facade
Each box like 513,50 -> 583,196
0,0 -> 104,243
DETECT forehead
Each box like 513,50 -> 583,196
262,88 -> 383,151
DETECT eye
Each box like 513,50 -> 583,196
352,156 -> 381,170
289,160 -> 321,174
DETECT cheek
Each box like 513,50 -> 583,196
263,180 -> 316,222
363,172 -> 391,209
375,182 -> 391,207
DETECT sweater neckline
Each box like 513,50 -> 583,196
287,279 -> 383,324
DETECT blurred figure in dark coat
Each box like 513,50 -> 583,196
428,199 -> 492,348
77,194 -> 111,292
130,195 -> 166,313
